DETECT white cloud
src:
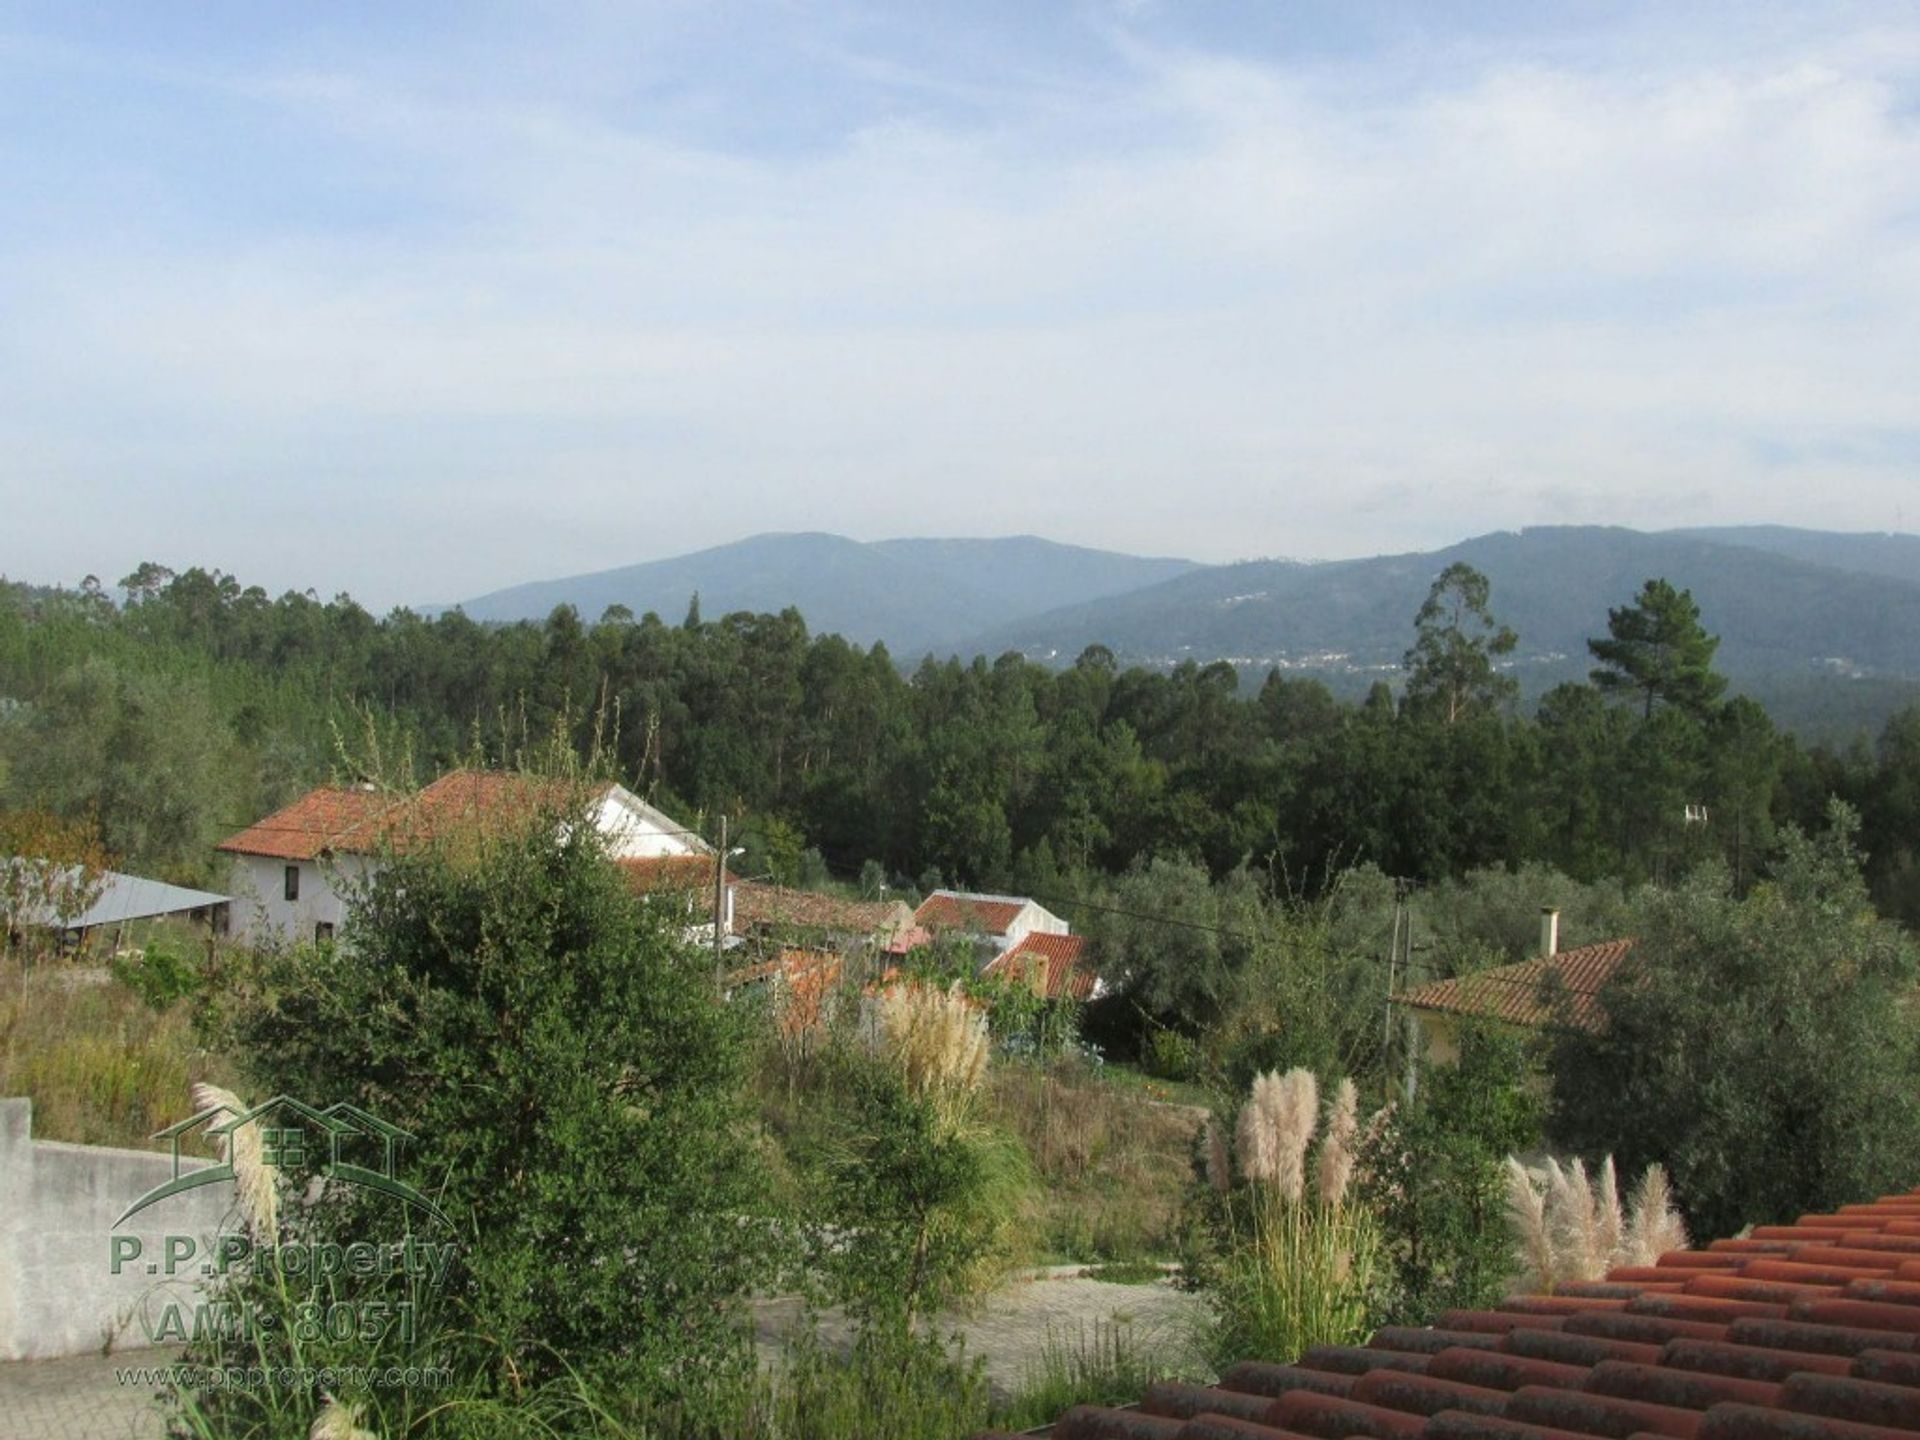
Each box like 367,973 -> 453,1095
1,3 -> 1917,603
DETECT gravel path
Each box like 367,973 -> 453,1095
0,1272 -> 1205,1434
753,1267 -> 1206,1400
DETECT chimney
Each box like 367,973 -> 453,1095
1540,907 -> 1560,959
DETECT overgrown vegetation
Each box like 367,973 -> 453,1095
0,942 -> 225,1149
1193,1070 -> 1382,1369
13,560 -> 1920,1433
1549,802 -> 1920,1239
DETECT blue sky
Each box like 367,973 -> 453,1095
3,1 -> 1917,608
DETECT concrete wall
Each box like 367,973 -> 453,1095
0,1098 -> 231,1359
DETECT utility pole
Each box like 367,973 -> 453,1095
1383,881 -> 1404,1105
713,813 -> 728,979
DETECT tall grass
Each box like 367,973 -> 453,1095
1503,1154 -> 1690,1290
997,1318 -> 1201,1433
1203,1068 -> 1384,1369
983,1055 -> 1200,1263
0,955 -> 227,1149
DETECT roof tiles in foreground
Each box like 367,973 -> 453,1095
982,1186 -> 1920,1439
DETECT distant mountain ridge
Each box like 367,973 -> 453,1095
450,533 -> 1198,652
447,526 -> 1920,722
965,525 -> 1920,692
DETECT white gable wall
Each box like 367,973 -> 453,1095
998,900 -> 1069,953
590,786 -> 706,860
224,785 -> 698,946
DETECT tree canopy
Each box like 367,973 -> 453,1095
1548,803 -> 1920,1238
1588,578 -> 1727,720
1402,563 -> 1518,724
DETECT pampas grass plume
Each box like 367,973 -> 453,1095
1626,1162 -> 1689,1265
1272,1068 -> 1319,1204
1504,1157 -> 1553,1292
311,1396 -> 378,1440
191,1081 -> 278,1241
1316,1077 -> 1359,1207
1236,1071 -> 1284,1186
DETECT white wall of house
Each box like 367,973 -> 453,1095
223,853 -> 371,947
999,900 -> 1069,953
590,787 -> 706,860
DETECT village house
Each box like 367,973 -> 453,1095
216,770 -> 712,946
1394,906 -> 1633,1065
905,888 -> 1099,999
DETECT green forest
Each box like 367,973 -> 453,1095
3,559 -> 1919,931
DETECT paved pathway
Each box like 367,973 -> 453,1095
0,1348 -> 174,1440
0,1273 -> 1204,1434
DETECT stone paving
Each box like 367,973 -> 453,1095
0,1347 -> 174,1440
0,1272 -> 1204,1435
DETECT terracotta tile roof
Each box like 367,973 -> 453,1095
992,1185 -> 1920,1440
732,883 -> 912,941
725,949 -> 842,1031
982,932 -> 1096,1001
618,855 -> 730,893
217,771 -> 619,861
914,890 -> 1032,936
1395,939 -> 1637,1034
215,786 -> 392,860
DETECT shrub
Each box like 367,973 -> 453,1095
190,783 -> 776,1421
1550,803 -> 1920,1238
109,925 -> 204,1009
817,984 -> 1031,1334
1360,1023 -> 1543,1324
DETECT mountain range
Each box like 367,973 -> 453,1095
448,525 -> 1920,730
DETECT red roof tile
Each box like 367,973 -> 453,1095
215,786 -> 392,860
981,932 -> 1095,1001
723,948 -> 842,1032
1394,939 -> 1636,1033
988,1187 -> 1920,1440
218,770 -> 624,861
732,882 -> 912,941
913,890 -> 1031,936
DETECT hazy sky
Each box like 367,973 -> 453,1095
4,2 -> 1918,609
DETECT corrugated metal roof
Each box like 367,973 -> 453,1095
6,865 -> 227,930
991,1185 -> 1920,1439
1394,939 -> 1636,1033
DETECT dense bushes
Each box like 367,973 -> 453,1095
194,786 -> 776,1426
1550,803 -> 1920,1239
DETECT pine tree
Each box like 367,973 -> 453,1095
1588,579 -> 1726,719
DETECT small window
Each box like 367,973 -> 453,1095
284,865 -> 300,902
314,921 -> 334,943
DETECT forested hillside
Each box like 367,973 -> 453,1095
974,528 -> 1920,696
3,562 -> 1919,928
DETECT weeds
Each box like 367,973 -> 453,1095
0,954 -> 227,1149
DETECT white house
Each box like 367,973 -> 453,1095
909,889 -> 1069,956
217,770 -> 709,946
